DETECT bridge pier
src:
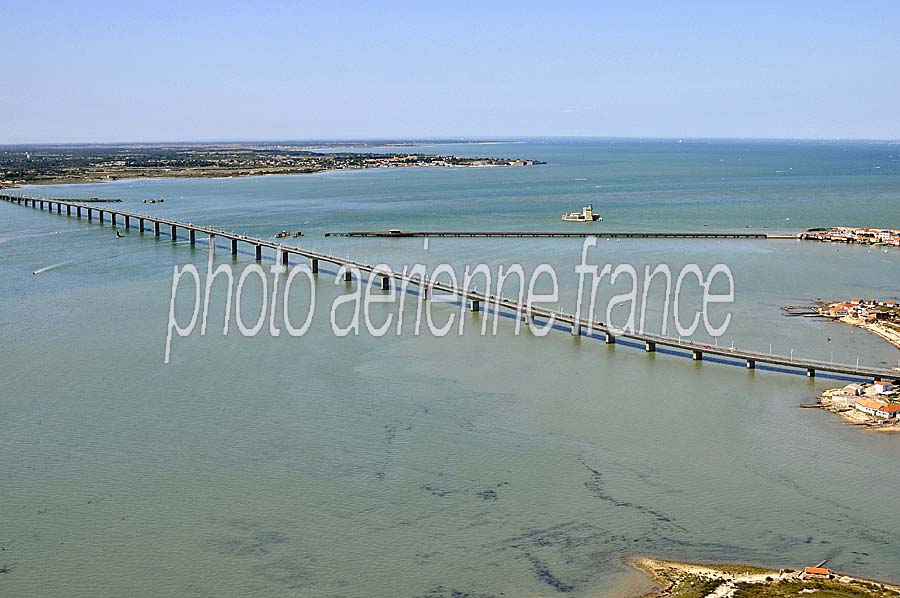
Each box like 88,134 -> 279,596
255,244 -> 262,261
570,321 -> 581,336
746,359 -> 756,369
87,208 -> 93,221
344,268 -> 352,282
189,230 -> 196,245
231,239 -> 238,255
209,234 -> 215,255
807,367 -> 815,378
282,250 -> 289,266
125,215 -> 130,229
311,258 -> 318,273
77,206 -> 82,217
692,349 -> 703,361
605,332 -> 615,344
470,298 -> 480,312
99,211 -> 105,223
645,341 -> 656,352
170,224 -> 177,239
138,218 -> 144,232
111,213 -> 117,226
66,205 -> 71,216
380,275 -> 389,291
153,221 -> 160,237
56,203 -> 61,213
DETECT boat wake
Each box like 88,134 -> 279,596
31,254 -> 117,276
32,260 -> 76,275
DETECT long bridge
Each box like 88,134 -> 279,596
4,194 -> 896,382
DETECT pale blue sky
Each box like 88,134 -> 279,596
3,1 -> 899,143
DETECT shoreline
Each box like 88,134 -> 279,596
630,557 -> 900,597
0,161 -> 531,190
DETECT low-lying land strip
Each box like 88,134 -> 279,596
0,143 -> 542,188
632,557 -> 900,597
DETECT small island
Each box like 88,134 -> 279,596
0,142 -> 544,188
633,557 -> 900,597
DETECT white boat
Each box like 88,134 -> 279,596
561,204 -> 602,222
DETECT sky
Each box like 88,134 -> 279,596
2,0 -> 899,143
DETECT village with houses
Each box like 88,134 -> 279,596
819,297 -> 900,350
819,379 -> 900,430
801,226 -> 900,247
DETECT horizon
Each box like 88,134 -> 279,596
3,135 -> 900,148
4,1 -> 900,144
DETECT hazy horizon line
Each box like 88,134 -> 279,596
3,135 -> 900,148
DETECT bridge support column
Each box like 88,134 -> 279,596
77,206 -> 82,217
255,244 -> 262,261
692,349 -> 703,361
171,224 -> 177,239
153,222 -> 160,237
645,341 -> 656,352
344,268 -> 352,282
138,218 -> 144,232
380,275 -> 389,291
56,203 -> 61,213
231,239 -> 238,255
605,333 -> 615,344
208,234 -> 215,255
189,230 -> 196,245
87,208 -> 93,221
422,286 -> 429,300
99,211 -> 105,223
746,359 -> 756,369
125,215 -> 130,229
66,205 -> 71,216
470,298 -> 480,312
570,321 -> 581,336
807,367 -> 815,378
311,258 -> 318,273
111,213 -> 117,226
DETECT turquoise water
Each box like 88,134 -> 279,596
1,140 -> 899,597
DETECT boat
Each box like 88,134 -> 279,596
561,204 -> 602,222
274,231 -> 290,239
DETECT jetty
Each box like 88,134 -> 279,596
325,230 -> 797,239
4,194 -> 896,383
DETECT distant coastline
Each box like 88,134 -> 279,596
0,142 -> 543,189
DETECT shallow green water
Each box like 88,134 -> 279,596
1,140 -> 899,597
